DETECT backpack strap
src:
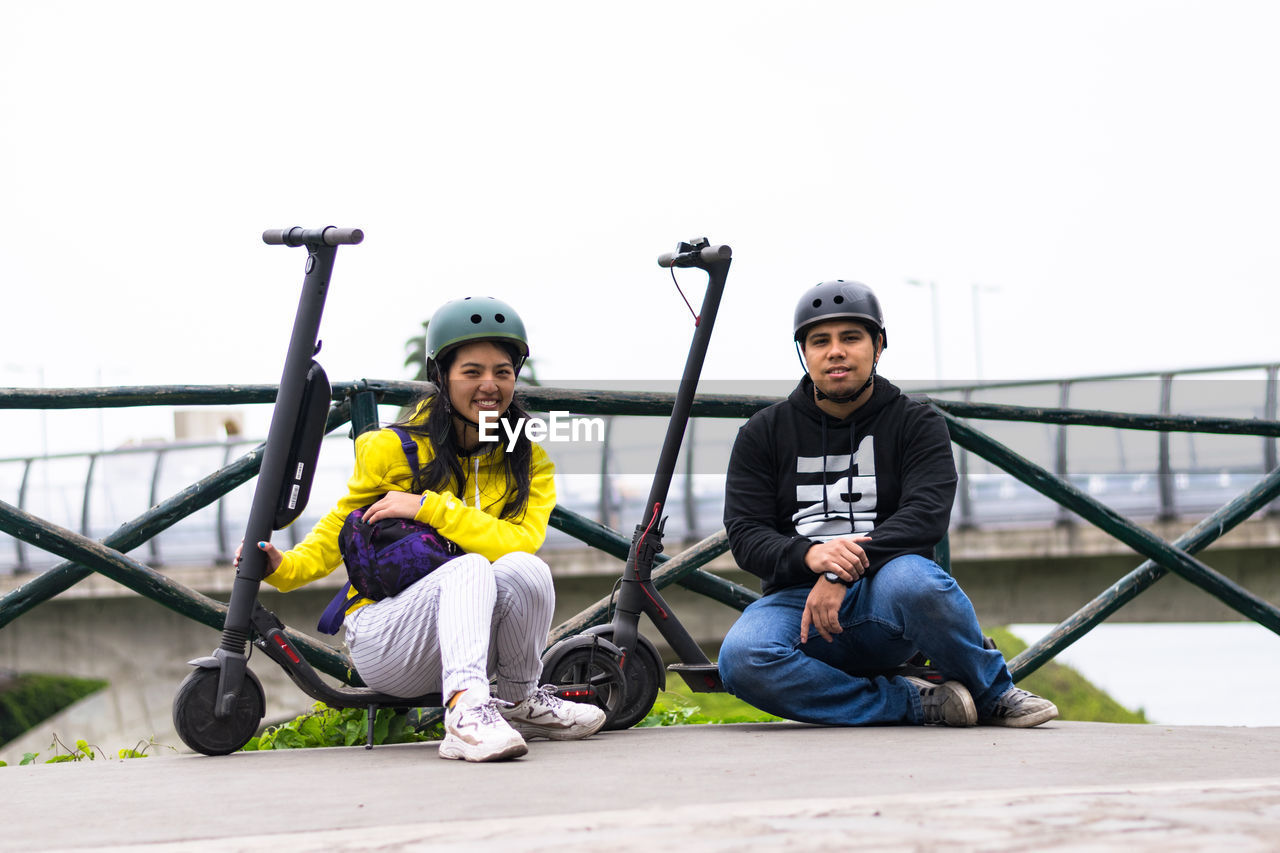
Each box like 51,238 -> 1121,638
317,584 -> 352,634
388,426 -> 421,484
316,426 -> 424,635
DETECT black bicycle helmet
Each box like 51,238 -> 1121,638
793,280 -> 887,349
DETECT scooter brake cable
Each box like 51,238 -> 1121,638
669,267 -> 701,326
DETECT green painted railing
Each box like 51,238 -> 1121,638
1,379 -> 1278,686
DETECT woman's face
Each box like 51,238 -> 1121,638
445,340 -> 517,427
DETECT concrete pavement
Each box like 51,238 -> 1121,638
3,721 -> 1280,851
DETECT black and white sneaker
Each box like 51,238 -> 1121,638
905,676 -> 978,727
980,687 -> 1058,728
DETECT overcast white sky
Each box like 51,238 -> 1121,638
3,1 -> 1278,456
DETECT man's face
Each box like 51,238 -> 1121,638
801,319 -> 881,398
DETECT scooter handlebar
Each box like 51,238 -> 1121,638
657,243 -> 732,268
263,226 -> 365,247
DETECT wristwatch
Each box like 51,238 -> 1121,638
822,571 -> 843,584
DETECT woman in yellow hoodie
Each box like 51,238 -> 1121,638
242,296 -> 605,762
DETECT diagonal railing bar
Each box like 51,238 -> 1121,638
548,505 -> 754,612
0,403 -> 352,628
929,399 -> 1280,438
937,408 -> 1280,634
1008,462 -> 1280,679
547,528 -> 733,646
0,499 -> 354,681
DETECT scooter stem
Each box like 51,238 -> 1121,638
614,243 -> 731,657
212,230 -> 353,717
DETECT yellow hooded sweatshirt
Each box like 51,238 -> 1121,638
264,411 -> 556,618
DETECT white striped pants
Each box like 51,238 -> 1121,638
343,552 -> 555,703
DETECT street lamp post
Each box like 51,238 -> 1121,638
907,279 -> 942,380
971,282 -> 1000,380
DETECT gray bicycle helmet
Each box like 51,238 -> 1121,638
425,296 -> 529,374
793,280 -> 887,349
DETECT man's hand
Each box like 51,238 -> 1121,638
363,490 -> 424,524
803,535 -> 872,583
800,578 -> 848,643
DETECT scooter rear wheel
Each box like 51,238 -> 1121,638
172,667 -> 265,755
540,637 -> 627,724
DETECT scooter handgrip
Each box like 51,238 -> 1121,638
700,243 -> 732,263
322,227 -> 364,246
262,227 -> 365,247
657,243 -> 732,268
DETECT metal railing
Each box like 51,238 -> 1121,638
5,365 -> 1280,573
1,369 -> 1278,684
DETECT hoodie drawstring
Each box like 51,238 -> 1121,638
820,415 -> 859,535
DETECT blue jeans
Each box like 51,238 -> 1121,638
718,554 -> 1013,725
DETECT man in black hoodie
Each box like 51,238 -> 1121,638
718,280 -> 1057,728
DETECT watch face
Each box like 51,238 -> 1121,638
823,571 -> 842,583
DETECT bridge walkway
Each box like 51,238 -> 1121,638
3,721 -> 1278,851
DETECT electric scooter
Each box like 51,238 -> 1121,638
171,227 -> 443,755
539,238 -> 733,729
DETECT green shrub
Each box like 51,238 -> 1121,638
242,704 -> 442,751
2,734 -> 168,766
0,673 -> 108,746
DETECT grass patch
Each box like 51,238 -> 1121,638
0,673 -> 109,746
639,627 -> 1147,727
639,677 -> 784,726
987,627 -> 1148,723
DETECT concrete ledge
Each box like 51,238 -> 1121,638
2,722 -> 1278,851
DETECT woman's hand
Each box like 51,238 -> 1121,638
234,539 -> 283,574
363,490 -> 424,525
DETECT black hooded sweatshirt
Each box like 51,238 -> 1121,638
724,374 -> 957,596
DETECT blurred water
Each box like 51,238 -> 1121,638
1010,622 -> 1280,727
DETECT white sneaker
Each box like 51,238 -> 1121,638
438,692 -> 528,762
502,685 -> 608,741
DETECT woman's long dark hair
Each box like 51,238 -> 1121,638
394,340 -> 533,521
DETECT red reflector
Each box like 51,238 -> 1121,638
273,634 -> 302,664
561,689 -> 593,698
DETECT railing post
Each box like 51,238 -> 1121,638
1157,373 -> 1176,521
955,389 -> 975,529
15,458 -> 33,571
598,417 -> 615,529
215,441 -> 235,563
935,530 -> 952,575
80,453 -> 98,537
1055,380 -> 1073,525
683,418 -> 698,540
349,385 -> 381,439
1266,365 -> 1279,516
148,449 -> 167,566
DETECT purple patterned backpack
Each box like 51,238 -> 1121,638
317,427 -> 460,634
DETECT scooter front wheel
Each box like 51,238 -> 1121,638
582,626 -> 665,731
172,666 -> 265,755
